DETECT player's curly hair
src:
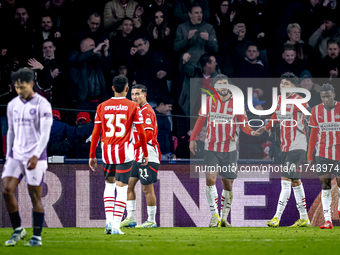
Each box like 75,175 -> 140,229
321,83 -> 335,93
11,68 -> 35,84
112,75 -> 128,93
281,72 -> 298,86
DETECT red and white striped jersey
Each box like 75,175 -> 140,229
309,102 -> 340,161
93,97 -> 143,164
266,94 -> 308,152
199,95 -> 248,152
134,103 -> 160,164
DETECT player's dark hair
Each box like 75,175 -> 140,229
281,72 -> 298,86
112,75 -> 128,93
321,83 -> 335,93
132,84 -> 147,94
11,68 -> 35,84
199,53 -> 214,68
189,2 -> 202,13
212,74 -> 229,87
156,93 -> 174,106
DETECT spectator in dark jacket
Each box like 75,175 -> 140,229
72,12 -> 108,52
68,38 -> 111,110
154,94 -> 175,160
128,35 -> 171,103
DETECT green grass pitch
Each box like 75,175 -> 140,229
0,227 -> 339,255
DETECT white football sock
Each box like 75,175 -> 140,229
147,206 -> 157,223
113,185 -> 128,229
126,200 -> 136,220
293,183 -> 308,220
221,190 -> 233,220
103,182 -> 116,224
206,185 -> 218,216
274,180 -> 291,221
322,189 -> 332,222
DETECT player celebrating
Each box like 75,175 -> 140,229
308,83 -> 340,229
2,68 -> 53,246
89,75 -> 149,235
189,74 -> 262,227
262,72 -> 310,227
120,85 -> 160,228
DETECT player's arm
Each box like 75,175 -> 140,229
189,115 -> 206,155
89,123 -> 102,171
29,104 -> 53,170
134,129 -> 153,149
257,112 -> 278,136
136,123 -> 149,166
237,114 -> 262,136
6,103 -> 14,159
307,127 -> 318,165
307,106 -> 318,167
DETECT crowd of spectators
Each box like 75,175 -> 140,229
1,0 -> 340,160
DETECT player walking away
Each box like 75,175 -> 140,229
89,75 -> 149,235
189,74 -> 263,227
308,83 -> 340,229
2,68 -> 53,246
260,72 -> 310,228
120,85 -> 161,228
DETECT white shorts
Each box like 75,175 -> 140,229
1,157 -> 47,186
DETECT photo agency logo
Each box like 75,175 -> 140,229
201,84 -> 312,128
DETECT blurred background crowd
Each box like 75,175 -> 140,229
1,0 -> 339,161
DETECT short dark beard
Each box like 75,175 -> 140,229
217,89 -> 229,97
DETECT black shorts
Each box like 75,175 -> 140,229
315,157 -> 340,177
204,150 -> 237,179
130,161 -> 159,185
103,161 -> 133,185
281,150 -> 305,180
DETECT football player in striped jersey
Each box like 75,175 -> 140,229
308,83 -> 340,229
189,74 -> 263,227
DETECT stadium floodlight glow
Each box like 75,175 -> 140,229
201,85 -> 311,116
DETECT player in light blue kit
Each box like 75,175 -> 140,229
2,68 -> 53,247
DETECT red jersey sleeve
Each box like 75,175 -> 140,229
308,106 -> 318,128
142,108 -> 155,131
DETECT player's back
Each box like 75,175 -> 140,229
8,93 -> 52,161
95,97 -> 143,164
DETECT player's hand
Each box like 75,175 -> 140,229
189,140 -> 197,155
28,58 -> 44,70
252,129 -> 263,136
89,158 -> 98,171
200,30 -> 209,41
27,156 -> 38,170
130,47 -> 137,56
307,160 -> 314,169
188,29 -> 198,40
157,70 -> 167,79
141,156 -> 148,166
256,126 -> 266,136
